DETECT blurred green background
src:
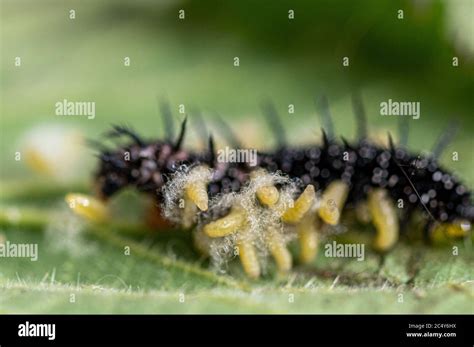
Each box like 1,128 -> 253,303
0,0 -> 473,313
1,0 -> 473,183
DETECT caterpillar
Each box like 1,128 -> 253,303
66,94 -> 473,279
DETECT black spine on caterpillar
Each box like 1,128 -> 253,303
94,123 -> 212,199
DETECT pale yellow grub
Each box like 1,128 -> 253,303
282,185 -> 316,224
203,208 -> 247,238
65,193 -> 109,223
318,180 -> 349,225
184,181 -> 208,211
446,220 -> 471,238
431,220 -> 471,243
296,213 -> 319,264
182,196 -> 198,229
238,238 -> 261,279
183,165 -> 210,211
256,185 -> 280,207
266,230 -> 292,273
367,188 -> 399,252
250,169 -> 280,207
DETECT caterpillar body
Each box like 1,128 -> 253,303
67,96 -> 473,278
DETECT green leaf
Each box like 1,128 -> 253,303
0,204 -> 472,313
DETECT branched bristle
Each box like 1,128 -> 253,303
214,113 -> 243,148
159,98 -> 175,141
261,99 -> 287,148
208,134 -> 215,163
190,108 -> 208,146
316,95 -> 334,141
321,129 -> 330,147
173,116 -> 188,151
86,138 -> 109,152
398,117 -> 409,147
431,122 -> 459,159
351,91 -> 367,140
387,132 -> 395,152
106,125 -> 145,146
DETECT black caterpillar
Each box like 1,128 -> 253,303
78,95 -> 472,278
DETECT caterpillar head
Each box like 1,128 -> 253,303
94,140 -> 191,200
